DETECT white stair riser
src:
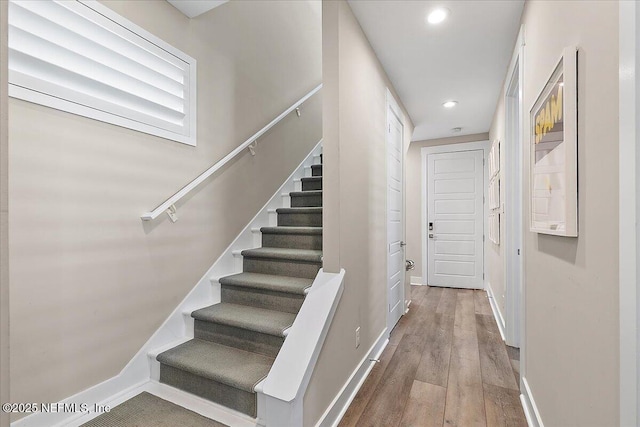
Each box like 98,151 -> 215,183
268,209 -> 277,227
251,228 -> 262,247
182,311 -> 194,337
149,355 -> 160,381
232,250 -> 243,272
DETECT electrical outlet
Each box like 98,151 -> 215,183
355,327 -> 361,349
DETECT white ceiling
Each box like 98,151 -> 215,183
348,1 -> 524,141
166,0 -> 228,18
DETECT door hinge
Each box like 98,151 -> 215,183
517,249 -> 521,255
483,235 -> 485,242
483,273 -> 485,280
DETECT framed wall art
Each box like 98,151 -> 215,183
530,46 -> 578,237
488,139 -> 500,244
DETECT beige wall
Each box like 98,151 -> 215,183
1,1 -> 9,426
306,2 -> 414,425
489,1 -> 620,425
8,0 -> 321,417
404,133 -> 489,283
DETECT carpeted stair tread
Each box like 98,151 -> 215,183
219,272 -> 313,295
276,207 -> 322,214
241,247 -> 322,263
156,339 -> 273,393
301,177 -> 322,183
289,190 -> 322,197
300,177 -> 323,190
260,226 -> 322,235
80,392 -> 229,427
192,303 -> 296,336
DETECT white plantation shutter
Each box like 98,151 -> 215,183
8,0 -> 197,145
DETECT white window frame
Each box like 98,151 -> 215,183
8,0 -> 197,146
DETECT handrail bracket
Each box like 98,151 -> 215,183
166,204 -> 178,223
248,140 -> 257,156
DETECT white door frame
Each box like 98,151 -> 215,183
0,3 -> 8,427
619,2 -> 638,425
386,89 -> 406,331
421,140 -> 490,288
503,26 -> 525,349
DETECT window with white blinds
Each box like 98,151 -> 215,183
8,0 -> 197,146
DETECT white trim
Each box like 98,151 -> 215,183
421,140 -> 490,290
142,84 -> 322,221
386,88 -> 407,323
485,282 -> 506,342
519,394 -> 535,427
410,275 -> 423,285
12,141 -> 323,427
520,377 -> 544,427
619,2 -> 639,425
314,330 -> 389,427
386,88 -> 403,122
10,378 -> 149,427
503,25 -> 525,349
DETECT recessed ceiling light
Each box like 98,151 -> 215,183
452,127 -> 463,133
427,8 -> 450,25
443,100 -> 458,108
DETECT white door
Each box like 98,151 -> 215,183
387,107 -> 404,331
505,58 -> 523,347
427,150 -> 484,289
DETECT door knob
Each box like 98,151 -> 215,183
400,241 -> 406,247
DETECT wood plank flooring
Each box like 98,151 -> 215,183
339,286 -> 526,427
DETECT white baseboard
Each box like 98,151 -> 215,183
11,140 -> 323,427
10,377 -> 150,427
409,275 -> 423,285
520,377 -> 544,427
315,329 -> 389,427
485,282 -> 506,342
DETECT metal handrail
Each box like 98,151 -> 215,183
141,84 -> 322,221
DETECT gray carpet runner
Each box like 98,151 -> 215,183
157,158 -> 322,417
81,392 -> 227,427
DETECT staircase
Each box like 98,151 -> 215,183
156,158 -> 323,418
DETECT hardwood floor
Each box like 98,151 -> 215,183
339,286 -> 526,427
